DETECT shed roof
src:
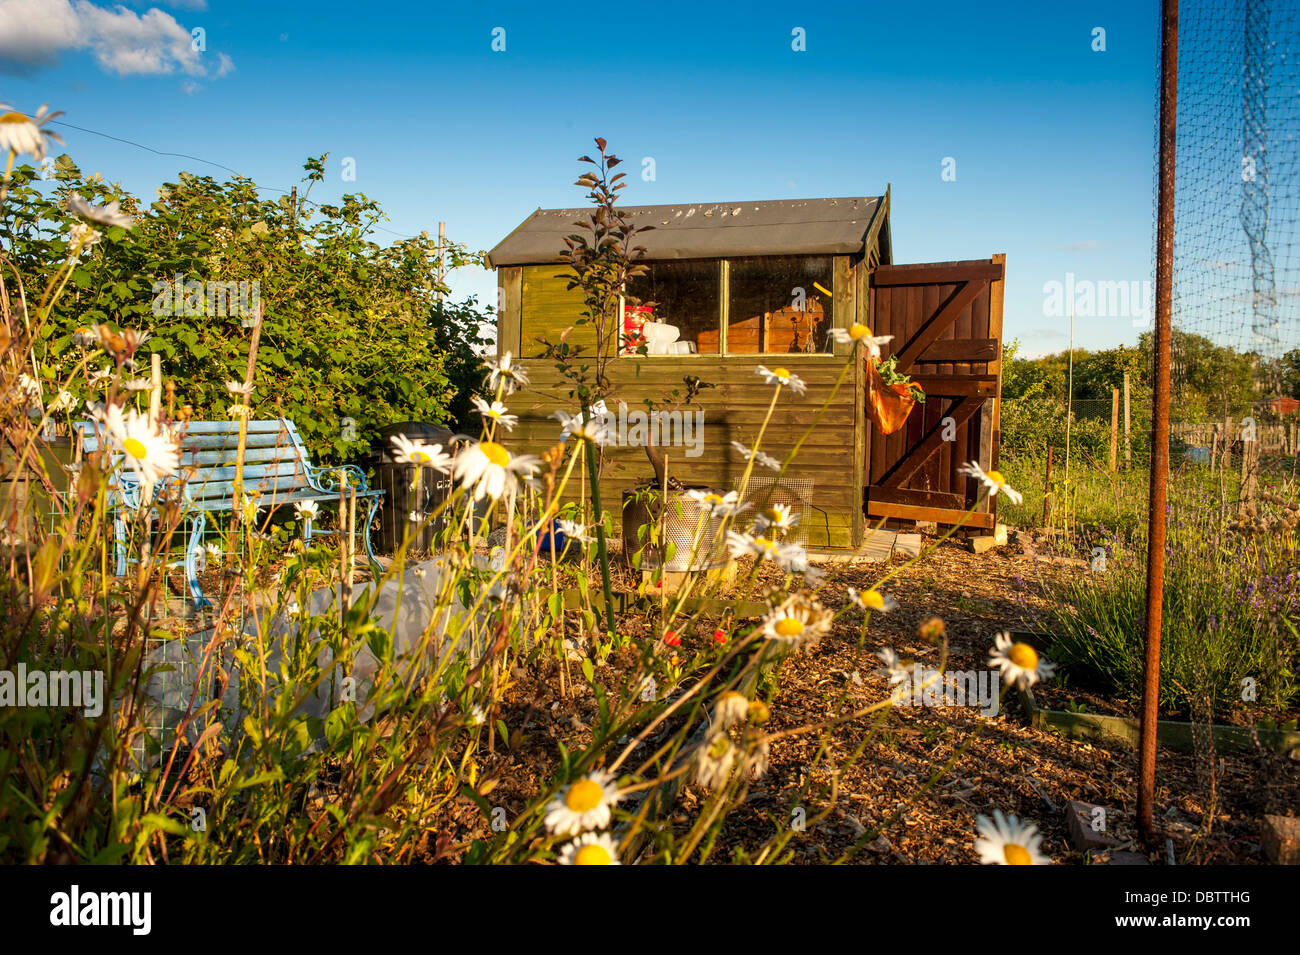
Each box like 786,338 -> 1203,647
488,196 -> 882,266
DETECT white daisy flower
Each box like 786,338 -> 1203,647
958,461 -> 1023,505
730,440 -> 781,471
744,735 -> 771,780
98,403 -> 179,498
67,194 -> 135,229
294,500 -> 319,522
556,831 -> 622,865
759,594 -> 833,651
15,373 -> 42,410
122,378 -> 152,392
49,390 -> 76,413
453,440 -> 540,501
225,380 -> 253,397
488,351 -> 530,394
974,810 -> 1051,865
205,542 -> 222,565
72,327 -> 102,349
552,409 -> 611,446
544,770 -> 620,837
714,691 -> 750,728
830,323 -> 893,359
0,103 -> 63,160
696,732 -> 736,789
988,631 -> 1055,690
468,705 -> 487,726
876,648 -> 909,686
557,519 -> 590,543
848,587 -> 898,613
754,502 -> 798,534
472,395 -> 518,431
726,530 -> 780,562
683,488 -> 747,516
226,404 -> 251,419
390,434 -> 453,471
70,223 -> 101,250
772,541 -> 812,575
755,364 -> 807,394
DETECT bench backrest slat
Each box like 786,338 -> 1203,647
75,418 -> 328,508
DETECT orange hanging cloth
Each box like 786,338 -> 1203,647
865,356 -> 924,436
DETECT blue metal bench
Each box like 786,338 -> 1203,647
78,418 -> 383,610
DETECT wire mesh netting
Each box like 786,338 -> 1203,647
1170,0 -> 1300,402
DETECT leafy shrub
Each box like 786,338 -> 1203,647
0,155 -> 490,463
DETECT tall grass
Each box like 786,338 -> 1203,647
1039,479 -> 1300,719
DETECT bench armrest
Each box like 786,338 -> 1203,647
305,463 -> 371,494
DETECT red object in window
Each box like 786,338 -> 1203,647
622,304 -> 653,354
1269,396 -> 1298,415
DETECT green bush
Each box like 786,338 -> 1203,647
1,156 -> 490,463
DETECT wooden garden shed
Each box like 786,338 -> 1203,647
488,191 -> 1006,549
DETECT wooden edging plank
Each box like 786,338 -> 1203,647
1007,632 -> 1300,757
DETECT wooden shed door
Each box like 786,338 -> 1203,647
865,256 -> 1005,531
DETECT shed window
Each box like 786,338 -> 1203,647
727,256 -> 833,354
624,260 -> 720,355
622,255 -> 835,356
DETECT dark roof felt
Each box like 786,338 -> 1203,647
488,196 -> 882,266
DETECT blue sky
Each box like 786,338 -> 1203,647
2,0 -> 1161,355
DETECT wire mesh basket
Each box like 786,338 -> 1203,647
738,475 -> 814,545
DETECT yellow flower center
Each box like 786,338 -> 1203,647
754,536 -> 775,553
848,323 -> 870,340
771,367 -> 790,380
747,700 -> 771,724
1008,642 -> 1039,670
123,437 -> 148,460
862,590 -> 885,610
707,735 -> 731,759
564,779 -> 604,813
985,470 -> 1006,487
480,441 -> 510,467
705,493 -> 724,506
574,843 -> 612,865
774,617 -> 804,638
1003,843 -> 1032,865
413,450 -> 431,464
0,112 -> 30,125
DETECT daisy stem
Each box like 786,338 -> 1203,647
582,427 -> 617,638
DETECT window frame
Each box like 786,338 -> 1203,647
620,254 -> 843,358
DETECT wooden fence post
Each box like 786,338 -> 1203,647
1123,371 -> 1132,468
1109,388 -> 1120,472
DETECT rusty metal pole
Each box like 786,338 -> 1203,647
1139,0 -> 1178,846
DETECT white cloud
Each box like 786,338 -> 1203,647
0,0 -> 231,77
